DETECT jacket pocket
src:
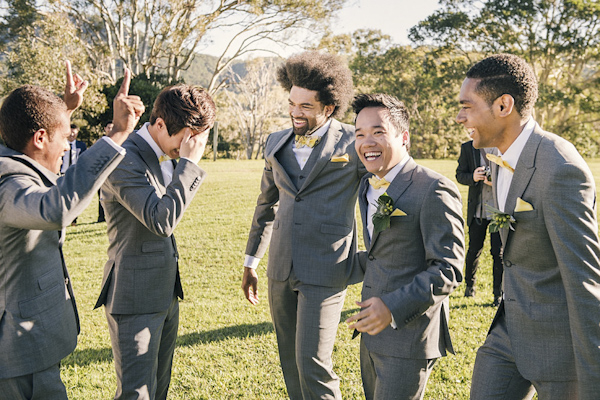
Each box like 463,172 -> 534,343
19,282 -> 63,319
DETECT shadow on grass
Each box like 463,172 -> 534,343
177,321 -> 274,347
62,347 -> 113,367
340,308 -> 360,322
451,302 -> 500,310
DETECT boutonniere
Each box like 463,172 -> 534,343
486,204 -> 516,233
373,193 -> 406,235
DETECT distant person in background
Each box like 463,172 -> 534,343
97,121 -> 114,223
456,139 -> 503,306
61,124 -> 87,174
62,123 -> 87,225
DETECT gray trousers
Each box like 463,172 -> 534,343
105,296 -> 179,400
268,272 -> 347,400
0,363 -> 67,400
360,339 -> 435,400
470,311 -> 577,400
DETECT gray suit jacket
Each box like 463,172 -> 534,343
490,123 -> 600,396
358,158 -> 465,359
95,133 -> 205,314
0,140 -> 124,379
245,119 -> 365,287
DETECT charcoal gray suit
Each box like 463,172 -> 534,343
470,123 -> 600,400
357,158 -> 464,400
95,131 -> 205,400
0,140 -> 124,395
245,119 -> 365,399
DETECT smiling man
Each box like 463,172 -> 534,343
242,51 -> 365,399
0,62 -> 144,399
346,93 -> 464,400
458,54 -> 600,400
95,84 -> 216,400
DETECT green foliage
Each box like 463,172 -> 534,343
410,0 -> 600,156
350,30 -> 469,158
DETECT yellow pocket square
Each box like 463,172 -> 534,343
331,154 -> 349,162
391,209 -> 406,217
515,197 -> 534,212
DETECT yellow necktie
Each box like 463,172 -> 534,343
295,135 -> 321,148
368,176 -> 390,189
486,153 -> 514,173
159,155 -> 170,163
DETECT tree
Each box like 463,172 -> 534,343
222,58 -> 286,159
410,0 -> 600,156
346,29 -> 469,158
62,0 -> 348,93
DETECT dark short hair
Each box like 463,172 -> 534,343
70,124 -> 78,130
466,53 -> 538,117
149,85 -> 216,136
277,51 -> 354,118
352,93 -> 410,135
0,85 -> 67,152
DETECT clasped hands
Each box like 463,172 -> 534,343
346,297 -> 392,336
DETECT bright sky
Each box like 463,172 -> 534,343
200,0 -> 441,57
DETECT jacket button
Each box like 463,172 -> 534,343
295,196 -> 301,202
505,260 -> 512,267
368,255 -> 374,260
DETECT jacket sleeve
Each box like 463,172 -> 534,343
456,143 -> 477,186
381,177 -> 465,327
245,134 -> 279,258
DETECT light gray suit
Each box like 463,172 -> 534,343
471,124 -> 600,400
95,132 -> 205,400
357,158 -> 464,400
0,141 -> 124,391
246,119 -> 365,399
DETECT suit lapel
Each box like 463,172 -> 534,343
131,134 -> 166,194
499,127 -> 542,244
299,120 -> 343,192
268,129 -> 297,193
368,158 -> 415,252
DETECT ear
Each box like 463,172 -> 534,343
402,129 -> 410,145
496,94 -> 515,117
323,104 -> 335,119
31,129 -> 47,150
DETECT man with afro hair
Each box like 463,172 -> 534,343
458,53 -> 600,399
242,51 -> 365,399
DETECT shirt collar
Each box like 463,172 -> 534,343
382,154 -> 411,183
499,117 -> 536,169
307,119 -> 331,139
137,122 -> 166,160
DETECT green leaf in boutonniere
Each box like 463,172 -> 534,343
372,193 -> 406,236
486,204 -> 516,233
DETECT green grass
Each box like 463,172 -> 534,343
60,158 -> 600,399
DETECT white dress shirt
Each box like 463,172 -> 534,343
137,123 -> 174,186
496,118 -> 536,211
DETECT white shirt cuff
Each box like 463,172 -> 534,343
100,136 -> 126,155
390,314 -> 397,329
244,255 -> 261,269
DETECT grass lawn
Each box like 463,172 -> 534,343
60,158 -> 600,399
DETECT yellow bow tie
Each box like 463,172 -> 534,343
368,176 -> 390,189
295,135 -> 321,148
486,153 -> 514,173
159,155 -> 170,163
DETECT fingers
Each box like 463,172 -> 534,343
117,68 -> 131,97
65,60 -> 74,88
242,268 -> 259,305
